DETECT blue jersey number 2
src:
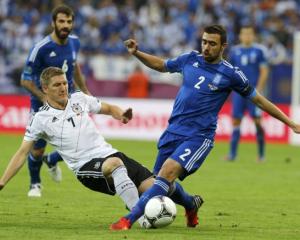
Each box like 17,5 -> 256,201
194,76 -> 205,89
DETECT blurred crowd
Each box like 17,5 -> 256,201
0,0 -> 300,93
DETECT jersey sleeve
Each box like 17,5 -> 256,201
84,93 -> 102,113
164,51 -> 193,73
231,67 -> 256,99
21,46 -> 42,81
24,114 -> 44,142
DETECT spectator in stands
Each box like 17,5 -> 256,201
127,65 -> 150,98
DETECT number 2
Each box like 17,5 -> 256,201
194,76 -> 205,89
179,148 -> 191,161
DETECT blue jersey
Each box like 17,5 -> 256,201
21,34 -> 80,111
228,43 -> 268,86
164,51 -> 256,139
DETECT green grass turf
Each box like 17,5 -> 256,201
0,133 -> 299,240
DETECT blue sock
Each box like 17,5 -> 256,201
229,127 -> 240,160
168,181 -> 194,210
256,126 -> 265,159
125,176 -> 170,224
46,151 -> 63,167
27,153 -> 43,185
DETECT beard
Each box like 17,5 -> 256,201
54,25 -> 71,40
202,49 -> 222,63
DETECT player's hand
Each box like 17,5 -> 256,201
292,124 -> 300,134
121,108 -> 133,124
124,39 -> 138,54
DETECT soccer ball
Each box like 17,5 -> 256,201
143,195 -> 177,228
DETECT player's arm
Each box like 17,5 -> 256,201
20,79 -> 46,103
256,64 -> 269,93
0,140 -> 34,190
99,102 -> 132,124
124,39 -> 167,72
74,63 -> 91,95
251,92 -> 300,133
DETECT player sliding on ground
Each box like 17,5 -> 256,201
0,67 -> 156,226
110,24 -> 300,230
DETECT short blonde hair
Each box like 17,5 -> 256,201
40,67 -> 65,87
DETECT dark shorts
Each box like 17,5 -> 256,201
76,152 -> 153,195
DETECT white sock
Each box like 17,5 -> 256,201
111,165 -> 139,210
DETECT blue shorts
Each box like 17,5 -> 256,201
232,92 -> 261,119
153,131 -> 213,180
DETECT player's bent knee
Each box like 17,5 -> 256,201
102,157 -> 124,176
138,177 -> 154,194
31,148 -> 45,158
158,159 -> 183,182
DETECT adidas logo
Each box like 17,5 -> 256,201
192,62 -> 199,68
52,117 -> 58,122
49,51 -> 56,57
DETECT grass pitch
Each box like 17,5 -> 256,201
0,133 -> 299,240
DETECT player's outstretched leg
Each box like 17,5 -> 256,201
110,176 -> 171,230
168,182 -> 204,227
43,151 -> 63,182
111,165 -> 139,211
27,153 -> 43,197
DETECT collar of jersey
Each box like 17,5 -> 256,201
46,100 -> 68,111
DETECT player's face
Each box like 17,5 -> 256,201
201,32 -> 226,63
239,28 -> 255,46
52,13 -> 73,40
45,74 -> 69,108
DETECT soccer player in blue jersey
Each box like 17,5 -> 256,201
226,25 -> 269,162
110,25 -> 300,230
20,5 -> 90,197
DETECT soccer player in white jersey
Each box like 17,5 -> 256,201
0,67 -> 154,226
21,5 -> 90,197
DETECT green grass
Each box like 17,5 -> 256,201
0,133 -> 300,240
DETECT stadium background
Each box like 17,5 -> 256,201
1,2 -> 300,239
0,0 -> 299,143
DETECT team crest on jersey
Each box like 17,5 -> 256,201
209,74 -> 222,91
71,103 -> 83,114
212,74 -> 222,85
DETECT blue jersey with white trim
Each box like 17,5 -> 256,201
228,43 -> 268,86
21,34 -> 80,111
164,51 -> 255,139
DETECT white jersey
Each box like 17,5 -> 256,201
24,92 -> 117,173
